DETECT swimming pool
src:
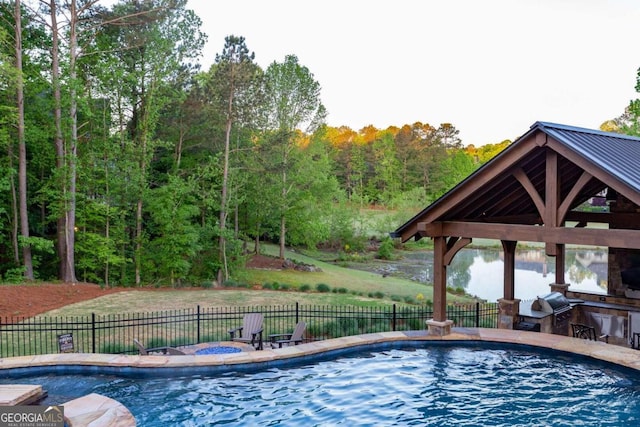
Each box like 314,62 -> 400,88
3,341 -> 639,426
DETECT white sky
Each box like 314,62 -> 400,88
187,0 -> 640,146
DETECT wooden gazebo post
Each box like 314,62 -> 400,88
426,236 -> 453,335
425,232 -> 470,335
498,240 -> 520,329
545,151 -> 569,295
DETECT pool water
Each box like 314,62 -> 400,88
4,343 -> 640,426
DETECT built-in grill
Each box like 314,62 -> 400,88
531,292 -> 573,324
517,291 -> 574,335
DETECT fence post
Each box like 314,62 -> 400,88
393,304 -> 397,331
296,302 -> 299,323
91,313 -> 96,353
475,302 -> 480,327
197,305 -> 201,344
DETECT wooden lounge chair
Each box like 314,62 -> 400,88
228,313 -> 264,350
133,338 -> 186,355
269,321 -> 306,348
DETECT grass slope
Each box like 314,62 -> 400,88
42,245 -> 475,317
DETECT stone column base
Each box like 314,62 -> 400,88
549,283 -> 570,294
497,298 -> 521,329
426,319 -> 454,336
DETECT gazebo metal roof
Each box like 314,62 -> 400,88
392,121 -> 640,243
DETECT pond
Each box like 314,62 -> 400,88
395,247 -> 607,302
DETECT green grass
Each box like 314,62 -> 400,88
40,244 -> 475,317
239,244 -> 475,302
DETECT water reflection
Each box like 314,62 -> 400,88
403,248 -> 607,302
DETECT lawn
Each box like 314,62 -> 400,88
41,244 -> 476,317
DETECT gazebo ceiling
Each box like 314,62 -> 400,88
393,121 -> 640,243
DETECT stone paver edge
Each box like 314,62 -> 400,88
1,328 -> 638,372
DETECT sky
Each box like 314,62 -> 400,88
185,0 -> 640,146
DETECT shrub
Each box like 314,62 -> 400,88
307,322 -> 327,339
223,279 -> 249,288
377,237 -> 394,260
316,283 -> 331,293
365,320 -> 388,333
299,284 -> 311,292
405,318 -> 424,330
337,318 -> 359,335
262,281 -> 281,290
403,296 -> 416,304
100,342 -> 131,354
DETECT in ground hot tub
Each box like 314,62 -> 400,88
195,346 -> 241,355
179,341 -> 254,355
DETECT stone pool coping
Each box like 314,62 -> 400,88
2,328 -> 640,426
2,328 -> 639,372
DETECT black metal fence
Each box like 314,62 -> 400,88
0,302 -> 499,357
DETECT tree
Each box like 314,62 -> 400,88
96,0 -> 205,285
14,0 -> 34,279
33,0 -> 103,283
258,55 -> 326,259
372,129 -> 400,204
205,35 -> 261,284
0,8 -> 20,271
615,67 -> 640,137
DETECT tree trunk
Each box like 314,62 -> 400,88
15,0 -> 33,279
9,153 -> 19,263
62,0 -> 79,283
48,0 -> 67,280
279,215 -> 286,259
279,164 -> 287,259
217,94 -> 233,285
136,198 -> 142,286
254,234 -> 260,254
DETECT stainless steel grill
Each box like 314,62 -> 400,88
532,292 -> 573,325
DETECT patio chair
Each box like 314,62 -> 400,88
571,323 -> 608,343
269,321 -> 306,348
133,338 -> 186,355
228,313 -> 264,350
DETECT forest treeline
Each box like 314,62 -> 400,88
5,0 -> 629,287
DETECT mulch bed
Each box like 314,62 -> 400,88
0,254 -> 287,318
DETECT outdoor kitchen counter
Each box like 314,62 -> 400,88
577,299 -> 640,312
518,305 -> 547,319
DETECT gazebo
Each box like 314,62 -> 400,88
392,121 -> 640,344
